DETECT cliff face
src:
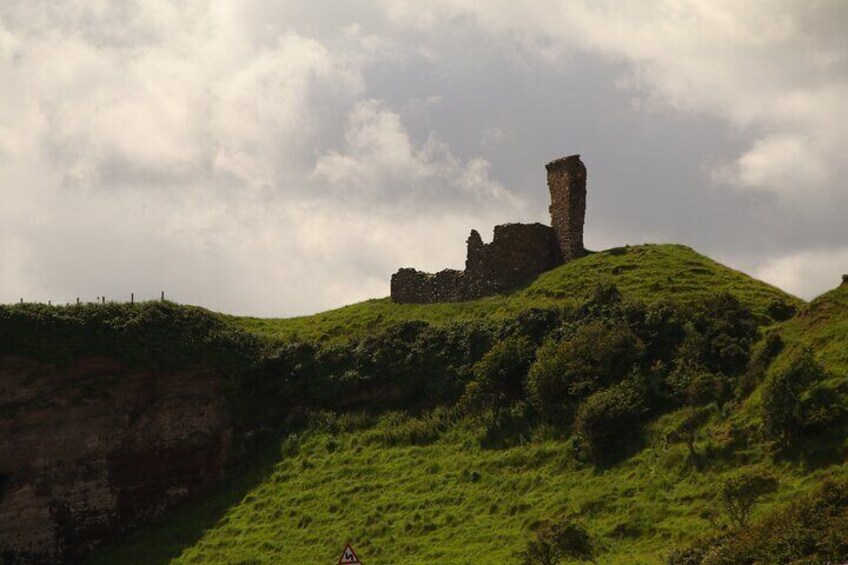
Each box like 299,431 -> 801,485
0,356 -> 232,563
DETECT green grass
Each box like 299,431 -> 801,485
772,283 -> 848,375
77,248 -> 848,564
86,409 -> 848,565
231,244 -> 801,343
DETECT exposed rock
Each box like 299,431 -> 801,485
0,356 -> 231,563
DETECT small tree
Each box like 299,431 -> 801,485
664,405 -> 713,465
574,379 -> 648,465
761,349 -> 824,447
520,518 -> 594,565
719,468 -> 778,527
460,336 -> 535,423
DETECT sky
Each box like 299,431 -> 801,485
1,1 -> 846,316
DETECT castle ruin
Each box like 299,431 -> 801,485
391,154 -> 588,303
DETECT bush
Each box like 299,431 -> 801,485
671,477 -> 848,564
527,322 -> 644,422
678,293 -> 758,377
520,518 -> 594,564
460,337 -> 536,419
664,405 -> 713,463
667,363 -> 728,407
574,379 -> 648,465
718,467 -> 778,527
761,349 -> 825,447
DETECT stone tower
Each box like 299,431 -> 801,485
546,154 -> 587,261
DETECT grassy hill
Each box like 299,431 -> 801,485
771,283 -> 848,375
231,244 -> 801,343
82,249 -> 848,564
86,409 -> 848,564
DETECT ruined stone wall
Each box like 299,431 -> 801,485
390,154 -> 587,304
391,223 -> 560,303
0,357 -> 232,563
547,154 -> 587,261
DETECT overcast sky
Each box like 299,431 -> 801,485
1,1 -> 846,316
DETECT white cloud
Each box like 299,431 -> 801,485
0,1 -> 526,315
1,0 -> 845,313
755,247 -> 848,300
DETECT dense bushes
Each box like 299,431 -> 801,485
0,301 -> 260,370
527,321 -> 644,422
2,285 -> 773,466
460,337 -> 535,421
761,349 -> 826,447
573,379 -> 648,464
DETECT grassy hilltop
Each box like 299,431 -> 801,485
232,244 -> 800,343
40,244 -> 843,564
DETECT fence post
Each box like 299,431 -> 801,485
131,293 -> 134,304
102,296 -> 105,304
161,291 -> 164,302
76,297 -> 80,305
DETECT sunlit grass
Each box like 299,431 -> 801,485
230,244 -> 802,343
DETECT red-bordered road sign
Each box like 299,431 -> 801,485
338,542 -> 362,564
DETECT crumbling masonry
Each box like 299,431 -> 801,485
391,154 -> 588,303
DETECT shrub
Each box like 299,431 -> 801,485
667,363 -> 728,407
678,293 -> 758,377
799,380 -> 847,434
671,477 -> 848,564
527,322 -> 644,422
664,405 -> 713,463
460,337 -> 535,419
718,467 -> 778,527
520,518 -> 594,565
761,349 -> 825,447
574,379 -> 648,465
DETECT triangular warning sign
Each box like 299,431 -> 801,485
338,542 -> 362,564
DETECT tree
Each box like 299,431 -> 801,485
573,379 -> 648,465
761,349 -> 824,447
719,468 -> 778,527
526,322 -> 644,422
520,519 -> 594,564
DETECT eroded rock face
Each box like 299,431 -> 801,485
0,356 -> 232,563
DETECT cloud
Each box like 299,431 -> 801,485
0,1 -> 526,315
1,0 -> 845,314
755,247 -> 848,300
378,0 -> 848,201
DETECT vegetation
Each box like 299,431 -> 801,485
5,244 -> 846,564
230,244 -> 800,342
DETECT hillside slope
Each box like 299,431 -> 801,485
233,244 -> 801,342
772,283 -> 848,374
85,268 -> 848,565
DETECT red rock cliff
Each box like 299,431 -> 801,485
0,356 -> 232,563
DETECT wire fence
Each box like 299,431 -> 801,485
12,291 -> 170,307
